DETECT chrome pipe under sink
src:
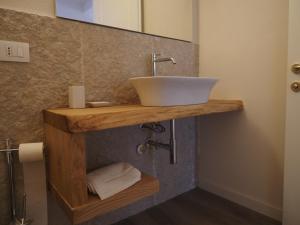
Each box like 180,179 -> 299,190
138,119 -> 177,164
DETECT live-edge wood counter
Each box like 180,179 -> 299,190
43,99 -> 243,224
44,100 -> 243,133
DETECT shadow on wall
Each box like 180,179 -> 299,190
197,111 -> 283,219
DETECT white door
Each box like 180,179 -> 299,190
283,0 -> 300,224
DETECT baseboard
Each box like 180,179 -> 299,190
198,179 -> 282,221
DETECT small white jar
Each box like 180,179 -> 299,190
68,85 -> 85,109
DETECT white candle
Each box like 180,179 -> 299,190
68,85 -> 85,109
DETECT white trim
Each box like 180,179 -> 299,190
198,179 -> 282,222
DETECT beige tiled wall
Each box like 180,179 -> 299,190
0,8 -> 198,225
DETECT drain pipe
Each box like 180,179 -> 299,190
169,119 -> 177,164
137,119 -> 177,164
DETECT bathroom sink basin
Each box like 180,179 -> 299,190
129,76 -> 218,106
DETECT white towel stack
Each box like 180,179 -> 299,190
87,162 -> 141,200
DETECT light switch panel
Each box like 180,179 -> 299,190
0,40 -> 30,62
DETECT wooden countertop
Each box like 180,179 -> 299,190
43,100 -> 243,133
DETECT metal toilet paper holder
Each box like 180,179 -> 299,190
0,138 -> 33,225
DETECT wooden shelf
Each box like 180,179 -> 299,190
50,174 -> 159,225
44,99 -> 243,224
44,100 -> 243,133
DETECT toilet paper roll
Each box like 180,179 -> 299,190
19,142 -> 47,225
19,143 -> 43,162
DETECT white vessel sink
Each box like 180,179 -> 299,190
130,76 -> 218,106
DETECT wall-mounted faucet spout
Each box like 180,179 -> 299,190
152,53 -> 176,76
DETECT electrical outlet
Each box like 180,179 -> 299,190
0,40 -> 30,62
6,46 -> 13,57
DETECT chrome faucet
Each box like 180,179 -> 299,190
152,53 -> 176,76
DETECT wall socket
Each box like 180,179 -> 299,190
0,40 -> 30,62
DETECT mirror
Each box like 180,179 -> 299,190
55,0 -> 196,42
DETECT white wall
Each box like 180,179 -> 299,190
143,0 -> 194,41
0,0 -> 55,17
93,0 -> 141,32
198,0 -> 288,221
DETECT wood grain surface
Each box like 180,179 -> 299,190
45,124 -> 88,207
50,174 -> 159,224
44,100 -> 243,133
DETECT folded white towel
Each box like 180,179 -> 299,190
87,162 -> 141,200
